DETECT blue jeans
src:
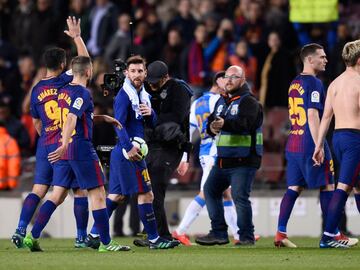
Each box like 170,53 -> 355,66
204,165 -> 257,241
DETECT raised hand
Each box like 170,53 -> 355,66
64,16 -> 81,39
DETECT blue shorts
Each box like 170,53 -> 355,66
52,160 -> 79,189
286,146 -> 334,189
333,129 -> 360,187
109,146 -> 151,196
67,159 -> 105,190
33,144 -> 58,186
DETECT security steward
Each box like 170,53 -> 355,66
195,65 -> 263,246
134,60 -> 192,245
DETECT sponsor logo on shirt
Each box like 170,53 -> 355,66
73,97 -> 83,110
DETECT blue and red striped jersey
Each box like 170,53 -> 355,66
30,72 -> 73,146
58,83 -> 97,160
286,74 -> 326,153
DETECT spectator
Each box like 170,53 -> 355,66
202,12 -> 219,39
68,0 -> 91,44
161,28 -> 184,78
104,13 -> 132,67
167,0 -> 197,43
192,0 -> 214,21
182,23 -> 208,91
0,102 -> 30,154
208,18 -> 236,73
132,20 -> 161,64
18,54 -> 35,93
0,120 -> 21,190
229,39 -> 258,93
87,0 -> 118,57
259,31 -> 296,109
29,0 -> 58,65
265,0 -> 298,50
9,0 -> 35,53
329,23 -> 353,79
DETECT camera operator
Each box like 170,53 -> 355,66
134,61 -> 192,245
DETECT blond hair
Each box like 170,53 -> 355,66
342,40 -> 360,67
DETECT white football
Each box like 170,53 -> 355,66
122,137 -> 148,161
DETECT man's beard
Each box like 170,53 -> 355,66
131,78 -> 143,89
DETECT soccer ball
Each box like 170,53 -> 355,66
122,137 -> 148,161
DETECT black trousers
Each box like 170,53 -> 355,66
146,146 -> 182,239
113,195 -> 140,236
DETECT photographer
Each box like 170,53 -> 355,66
135,61 -> 192,245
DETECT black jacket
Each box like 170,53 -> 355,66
146,79 -> 192,150
207,83 -> 263,168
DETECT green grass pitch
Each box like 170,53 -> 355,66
1,237 -> 360,270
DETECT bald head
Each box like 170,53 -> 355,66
227,65 -> 244,77
224,65 -> 245,94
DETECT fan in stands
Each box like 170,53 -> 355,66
122,137 -> 148,161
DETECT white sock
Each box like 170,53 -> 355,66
224,201 -> 239,240
149,236 -> 159,243
177,196 -> 205,235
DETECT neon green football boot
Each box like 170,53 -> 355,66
23,233 -> 43,252
98,240 -> 131,252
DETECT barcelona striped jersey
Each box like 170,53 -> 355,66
286,74 -> 326,153
30,71 -> 73,146
57,83 -> 97,160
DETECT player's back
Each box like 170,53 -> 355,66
58,83 -> 97,160
329,71 -> 360,129
191,92 -> 219,157
286,74 -> 326,154
30,72 -> 72,146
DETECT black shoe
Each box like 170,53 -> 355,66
195,233 -> 229,246
149,237 -> 179,249
234,240 -> 255,246
85,234 -> 101,249
133,238 -> 149,247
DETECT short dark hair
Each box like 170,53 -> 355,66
126,55 -> 146,68
43,47 -> 66,71
71,56 -> 92,76
300,43 -> 324,63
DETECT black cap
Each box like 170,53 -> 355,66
213,71 -> 225,85
147,61 -> 168,84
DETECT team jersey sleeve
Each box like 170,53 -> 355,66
114,90 -> 133,152
307,78 -> 324,111
209,94 -> 221,113
59,70 -> 73,84
189,101 -> 197,142
69,89 -> 90,118
29,88 -> 39,119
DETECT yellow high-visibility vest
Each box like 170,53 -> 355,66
289,0 -> 338,23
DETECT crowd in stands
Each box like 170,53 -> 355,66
0,0 -> 360,189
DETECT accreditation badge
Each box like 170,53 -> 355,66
230,104 -> 238,115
